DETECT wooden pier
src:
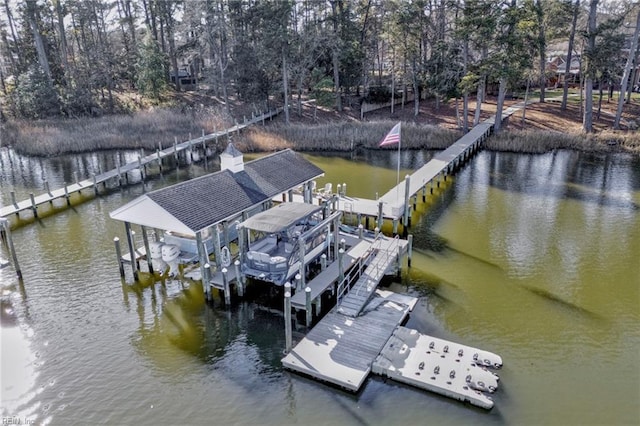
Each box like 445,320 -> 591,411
0,108 -> 283,221
332,101 -> 533,229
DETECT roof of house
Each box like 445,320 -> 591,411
109,149 -> 324,235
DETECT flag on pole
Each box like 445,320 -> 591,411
379,122 -> 401,146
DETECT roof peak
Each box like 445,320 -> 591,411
222,142 -> 243,157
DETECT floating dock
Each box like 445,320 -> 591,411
282,290 -> 418,391
372,327 -> 502,410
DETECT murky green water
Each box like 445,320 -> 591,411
1,147 -> 639,425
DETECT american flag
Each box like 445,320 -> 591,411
379,122 -> 401,146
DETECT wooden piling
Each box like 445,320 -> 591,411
377,201 -> 384,229
92,174 -> 98,195
45,180 -> 52,197
320,254 -> 327,271
124,222 -> 138,281
403,175 -> 410,229
305,287 -> 312,327
29,193 -> 37,217
284,283 -> 292,353
114,237 -> 125,278
222,268 -> 231,306
1,218 -> 22,280
141,225 -> 153,274
358,224 -> 364,239
407,234 -> 413,268
234,260 -> 244,297
338,248 -> 344,282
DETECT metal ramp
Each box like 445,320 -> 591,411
337,236 -> 400,317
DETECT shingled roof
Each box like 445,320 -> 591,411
110,149 -> 324,235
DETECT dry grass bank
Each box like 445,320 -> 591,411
1,107 -> 232,156
487,130 -> 640,154
236,121 -> 460,152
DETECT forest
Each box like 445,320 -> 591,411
0,0 -> 638,136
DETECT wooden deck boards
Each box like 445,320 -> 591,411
281,290 -> 417,391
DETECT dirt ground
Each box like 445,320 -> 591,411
173,89 -> 640,137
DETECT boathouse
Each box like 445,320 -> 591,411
109,144 -> 324,295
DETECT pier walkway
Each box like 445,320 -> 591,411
333,101 -> 531,222
337,236 -> 401,317
1,108 -> 282,220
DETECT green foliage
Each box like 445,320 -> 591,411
135,34 -> 168,100
10,65 -> 59,119
312,76 -> 335,108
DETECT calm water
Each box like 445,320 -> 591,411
1,147 -> 639,425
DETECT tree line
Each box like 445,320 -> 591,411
0,0 -> 638,133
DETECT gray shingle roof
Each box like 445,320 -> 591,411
144,149 -> 323,233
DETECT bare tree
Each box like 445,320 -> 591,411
614,6 -> 640,129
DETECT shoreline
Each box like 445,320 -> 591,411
2,116 -> 639,158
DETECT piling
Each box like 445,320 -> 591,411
403,175 -> 411,229
1,218 -> 22,280
284,283 -> 292,353
234,260 -> 244,297
305,287 -> 312,327
222,267 -> 231,306
29,193 -> 37,217
141,226 -> 154,274
204,263 -> 211,301
45,180 -> 52,197
408,234 -> 413,268
374,227 -> 380,239
295,273 -> 302,292
320,254 -> 327,271
92,174 -> 98,195
138,156 -> 145,181
114,237 -> 125,278
157,149 -> 162,172
358,224 -> 364,239
338,248 -> 345,282
377,201 -> 384,229
124,222 -> 138,281
10,191 -> 18,208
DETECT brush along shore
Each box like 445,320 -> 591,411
2,105 -> 639,156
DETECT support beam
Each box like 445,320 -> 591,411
124,222 -> 138,281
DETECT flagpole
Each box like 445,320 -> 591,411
396,124 -> 401,203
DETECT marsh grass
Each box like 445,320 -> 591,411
236,121 -> 461,152
488,129 -> 640,154
2,107 -> 232,156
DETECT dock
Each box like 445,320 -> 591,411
337,236 -> 403,317
331,100 -> 533,229
282,289 -> 418,391
372,327 -> 502,409
1,108 -> 283,220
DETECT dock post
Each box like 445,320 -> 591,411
338,248 -> 345,282
342,183 -> 347,197
288,189 -> 293,202
305,287 -> 312,327
92,174 -> 98,195
174,137 -> 178,160
284,283 -> 292,353
117,165 -> 122,187
358,224 -> 364,240
393,219 -> 398,236
320,254 -> 327,271
138,156 -> 145,181
295,273 -> 302,292
114,237 -> 125,278
403,175 -> 411,229
156,149 -> 162,172
124,222 -> 139,281
45,180 -> 52,197
11,191 -> 18,208
141,226 -> 154,274
29,193 -> 38,217
203,263 -> 211,302
234,260 -> 244,297
412,194 -> 417,211
222,268 -> 231,306
407,234 -> 413,268
377,201 -> 384,229
1,218 -> 22,280
422,185 -> 427,202
374,227 -> 380,239
63,183 -> 70,205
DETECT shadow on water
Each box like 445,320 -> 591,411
520,285 -> 604,321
